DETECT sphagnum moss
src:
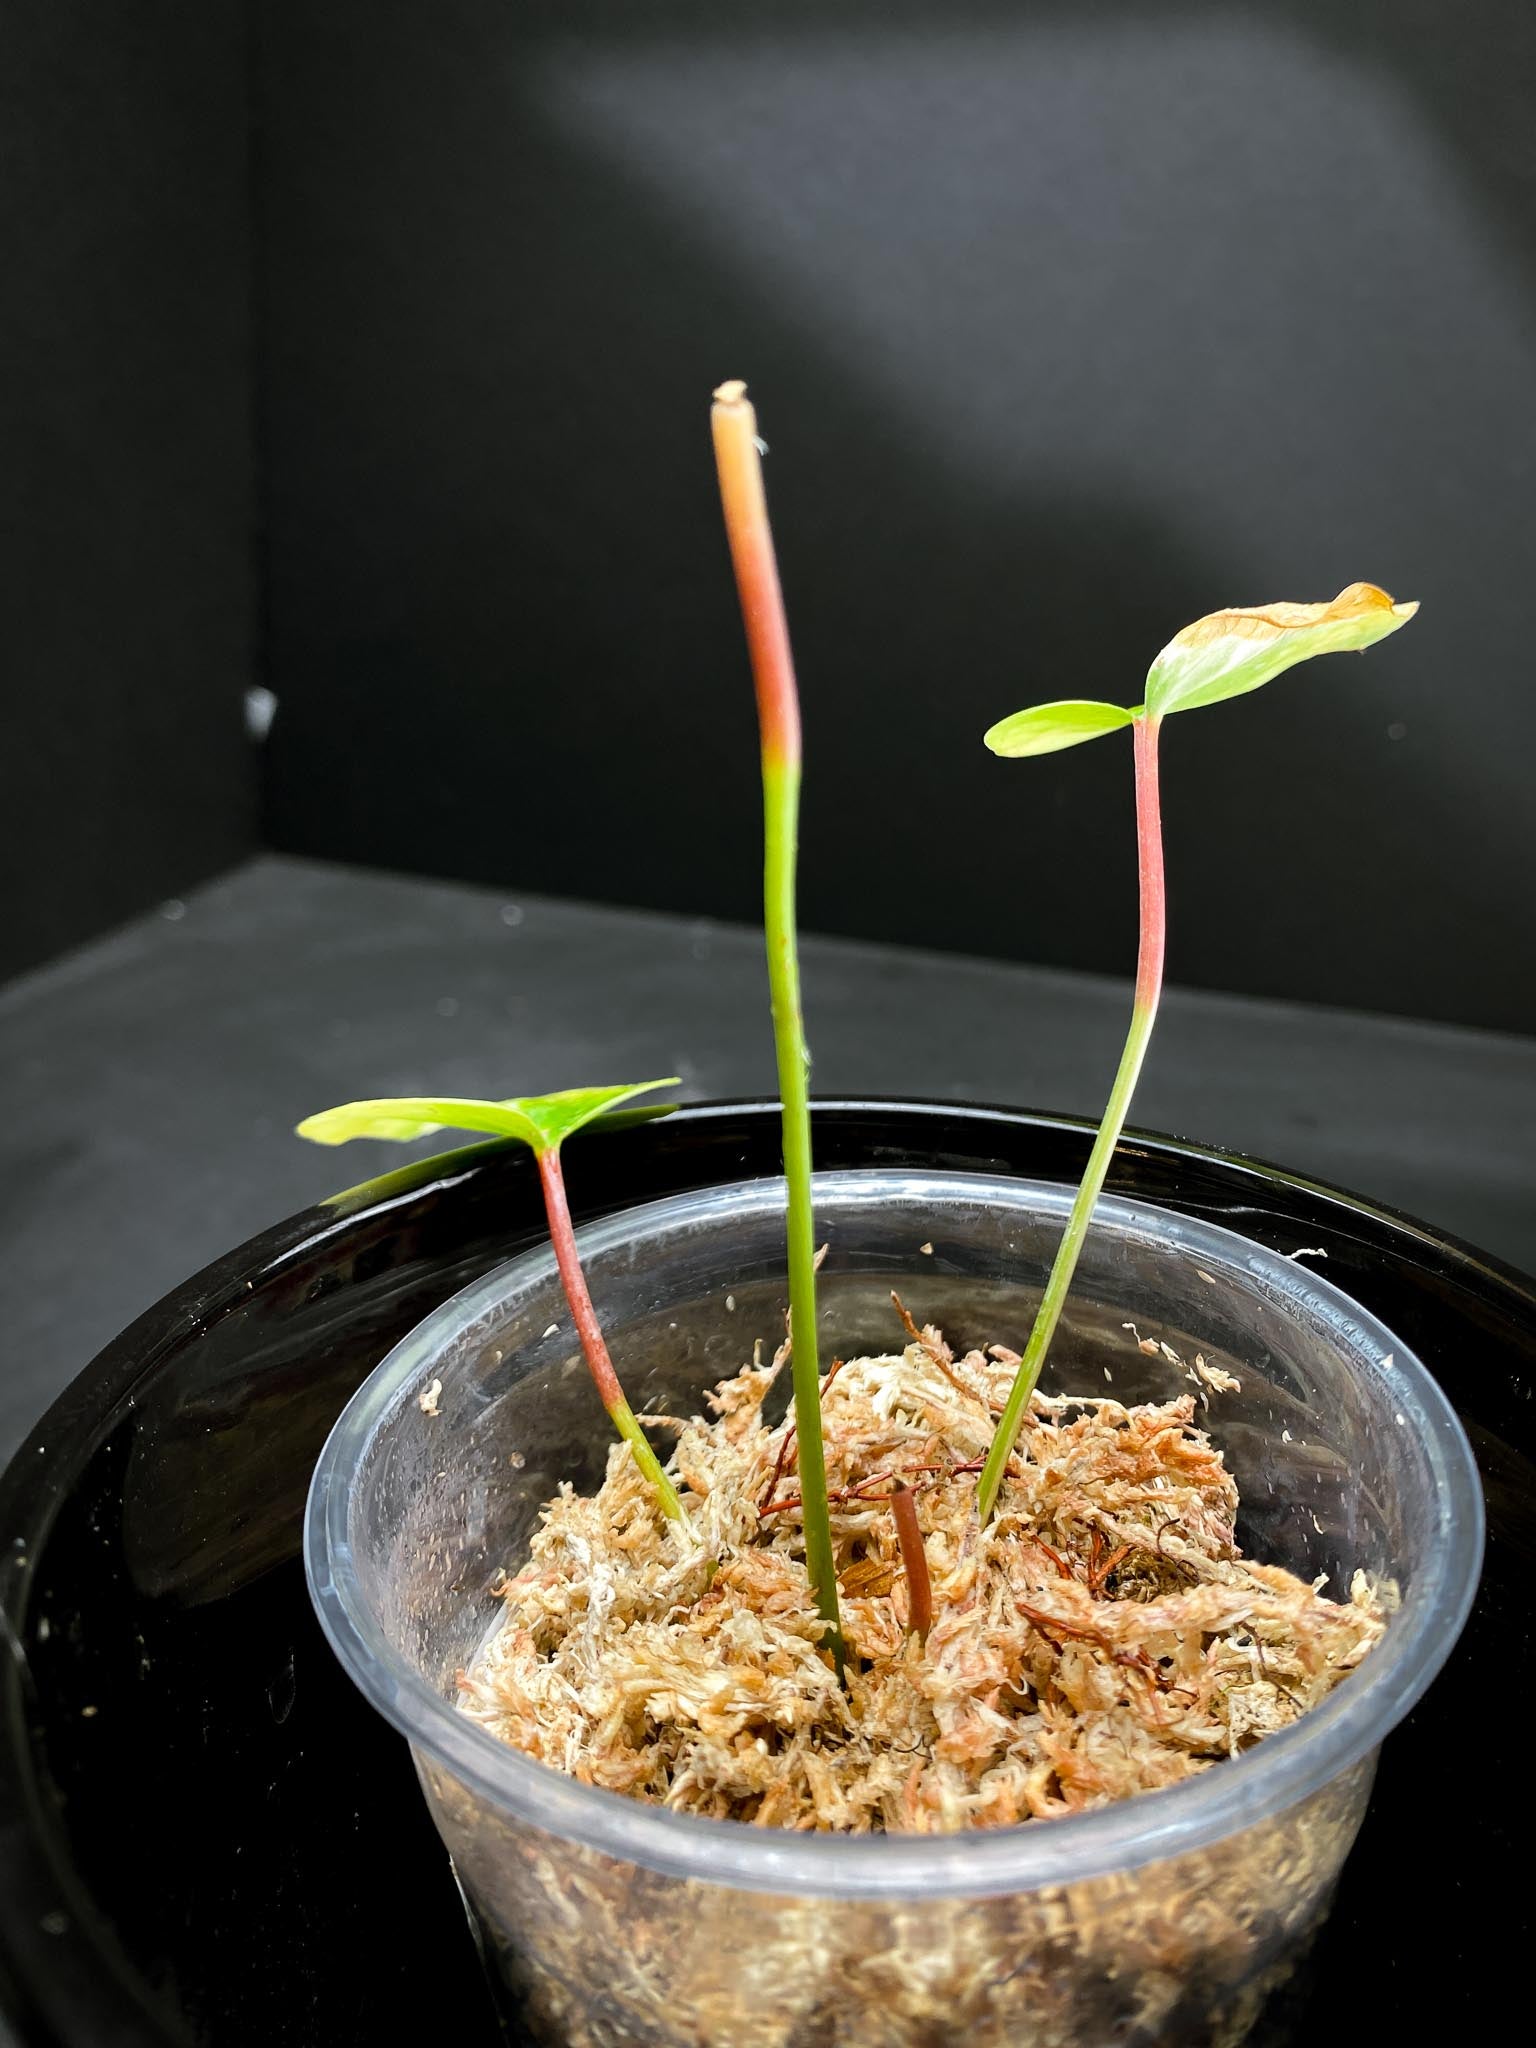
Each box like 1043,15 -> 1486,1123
458,1315 -> 1385,1832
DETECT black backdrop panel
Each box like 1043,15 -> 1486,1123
258,2 -> 1536,1031
0,3 -> 257,981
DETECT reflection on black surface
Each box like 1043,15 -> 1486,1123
1,1104 -> 1530,2044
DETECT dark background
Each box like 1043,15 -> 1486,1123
0,5 -> 256,978
5,1 -> 1535,1031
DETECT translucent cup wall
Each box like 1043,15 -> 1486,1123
308,1171 -> 1483,2048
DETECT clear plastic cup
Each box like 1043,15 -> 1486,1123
306,1170 -> 1482,2048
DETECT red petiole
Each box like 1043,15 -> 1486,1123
976,713 -> 1165,1521
535,1145 -> 688,1523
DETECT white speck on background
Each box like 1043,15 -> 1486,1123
244,685 -> 279,739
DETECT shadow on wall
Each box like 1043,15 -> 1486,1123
259,0 -> 1536,1032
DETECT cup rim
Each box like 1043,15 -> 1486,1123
305,1167 -> 1484,1898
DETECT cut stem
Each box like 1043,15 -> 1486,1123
889,1481 -> 932,1638
536,1145 -> 689,1525
712,380 -> 844,1670
977,713 -> 1166,1521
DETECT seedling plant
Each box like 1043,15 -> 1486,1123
299,381 -> 1416,1694
974,582 -> 1418,1517
706,388 -> 1416,1599
298,1082 -> 689,1525
711,378 -> 844,1668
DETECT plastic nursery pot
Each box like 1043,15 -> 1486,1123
306,1168 -> 1482,2048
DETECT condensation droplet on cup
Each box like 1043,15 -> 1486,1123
159,899 -> 186,922
436,996 -> 459,1018
500,903 -> 525,927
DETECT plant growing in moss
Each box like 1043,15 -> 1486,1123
711,379 -> 845,1671
974,583 -> 1419,1520
297,1082 -> 689,1524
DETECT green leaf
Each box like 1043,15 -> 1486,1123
514,1082 -> 681,1150
296,1079 -> 680,1156
983,699 -> 1136,757
1145,583 -> 1418,720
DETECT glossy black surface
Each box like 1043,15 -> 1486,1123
0,1102 -> 1530,2045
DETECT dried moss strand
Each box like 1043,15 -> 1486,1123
889,1481 -> 932,1637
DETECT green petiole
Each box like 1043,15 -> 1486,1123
712,380 -> 845,1671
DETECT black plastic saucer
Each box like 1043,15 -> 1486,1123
0,1102 -> 1529,2045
